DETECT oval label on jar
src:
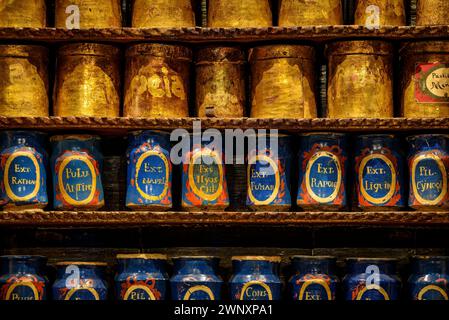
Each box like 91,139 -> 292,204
188,150 -> 223,201
5,282 -> 40,300
417,285 -> 449,300
299,279 -> 332,301
359,154 -> 396,205
305,151 -> 342,203
356,284 -> 390,300
183,285 -> 215,300
247,155 -> 280,205
135,150 -> 169,201
411,154 -> 447,205
415,63 -> 449,103
65,288 -> 100,300
240,281 -> 273,300
4,151 -> 40,202
58,155 -> 97,205
123,285 -> 156,300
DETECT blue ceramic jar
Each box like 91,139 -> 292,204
407,134 -> 449,210
115,254 -> 168,300
170,256 -> 223,300
0,255 -> 48,300
289,256 -> 338,301
50,135 -> 104,210
126,131 -> 172,210
246,134 -> 292,211
52,262 -> 108,300
408,256 -> 449,300
343,258 -> 401,301
0,131 -> 48,210
297,133 -> 348,210
229,256 -> 282,301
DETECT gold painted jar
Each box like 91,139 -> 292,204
55,0 -> 122,28
416,0 -> 449,26
354,0 -> 406,26
207,0 -> 272,27
0,0 -> 46,27
0,45 -> 49,117
54,43 -> 121,117
249,45 -> 317,119
326,41 -> 394,118
195,47 -> 245,118
132,0 -> 195,27
401,41 -> 449,118
124,44 -> 192,118
278,0 -> 343,26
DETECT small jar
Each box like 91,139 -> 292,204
279,0 -> 343,26
343,258 -> 401,301
408,256 -> 449,300
297,133 -> 348,211
52,262 -> 108,300
246,134 -> 292,211
289,256 -> 339,301
354,0 -> 406,27
0,131 -> 48,211
407,135 -> 449,211
116,254 -> 168,300
170,257 -> 223,300
132,0 -> 195,27
416,0 -> 449,26
50,135 -> 104,211
207,0 -> 272,27
0,255 -> 48,301
126,131 -> 172,211
355,134 -> 406,211
0,0 -> 46,27
229,256 -> 282,301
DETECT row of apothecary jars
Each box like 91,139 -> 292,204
2,40 -> 449,119
2,130 -> 449,212
0,0 -> 446,28
1,254 -> 448,301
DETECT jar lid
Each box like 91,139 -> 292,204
248,45 -> 315,62
196,46 -> 245,64
50,134 -> 101,142
345,257 -> 398,263
411,255 -> 449,261
126,43 -> 192,61
55,261 -> 108,266
406,134 -> 449,142
400,41 -> 449,55
116,254 -> 167,260
171,256 -> 219,260
291,255 -> 336,260
300,132 -> 347,138
0,255 -> 47,260
326,40 -> 393,57
0,45 -> 49,58
232,256 -> 281,263
58,43 -> 120,57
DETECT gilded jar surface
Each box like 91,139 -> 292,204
52,262 -> 108,300
416,0 -> 449,26
116,254 -> 168,300
195,46 -> 246,118
132,0 -> 195,27
279,0 -> 343,26
354,0 -> 406,27
124,44 -> 192,118
408,256 -> 449,301
0,0 -> 46,27
401,41 -> 449,118
0,131 -> 48,211
326,40 -> 394,118
55,0 -> 122,28
207,0 -> 272,27
0,45 -> 49,117
249,45 -> 317,119
54,43 -> 121,117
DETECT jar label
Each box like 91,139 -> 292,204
247,155 -> 280,205
359,154 -> 396,205
65,288 -> 100,300
135,151 -> 169,201
411,154 -> 447,205
189,151 -> 223,201
305,151 -> 341,203
4,282 -> 40,300
183,285 -> 215,300
356,284 -> 390,300
4,151 -> 40,202
240,281 -> 273,300
124,285 -> 157,300
58,155 -> 97,205
417,285 -> 449,300
415,62 -> 449,103
299,279 -> 332,300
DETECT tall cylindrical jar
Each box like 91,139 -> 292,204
354,0 -> 406,26
195,46 -> 246,118
124,44 -> 192,118
0,0 -> 46,27
249,45 -> 317,119
408,256 -> 449,301
416,0 -> 449,26
207,0 -> 272,27
0,45 -> 49,117
326,41 -> 394,118
131,0 -> 195,27
278,0 -> 343,26
54,43 -> 121,117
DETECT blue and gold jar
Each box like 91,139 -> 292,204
408,256 -> 449,300
0,255 -> 47,300
343,258 -> 401,301
126,131 -> 172,210
289,256 -> 338,301
229,256 -> 282,301
297,133 -> 348,210
355,134 -> 406,211
0,131 -> 48,211
246,134 -> 292,211
50,135 -> 104,210
170,256 -> 223,300
52,262 -> 108,300
115,254 -> 168,300
182,133 -> 229,211
407,134 -> 449,210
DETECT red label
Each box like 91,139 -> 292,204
415,62 -> 449,104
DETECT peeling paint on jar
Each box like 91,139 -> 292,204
408,256 -> 449,300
